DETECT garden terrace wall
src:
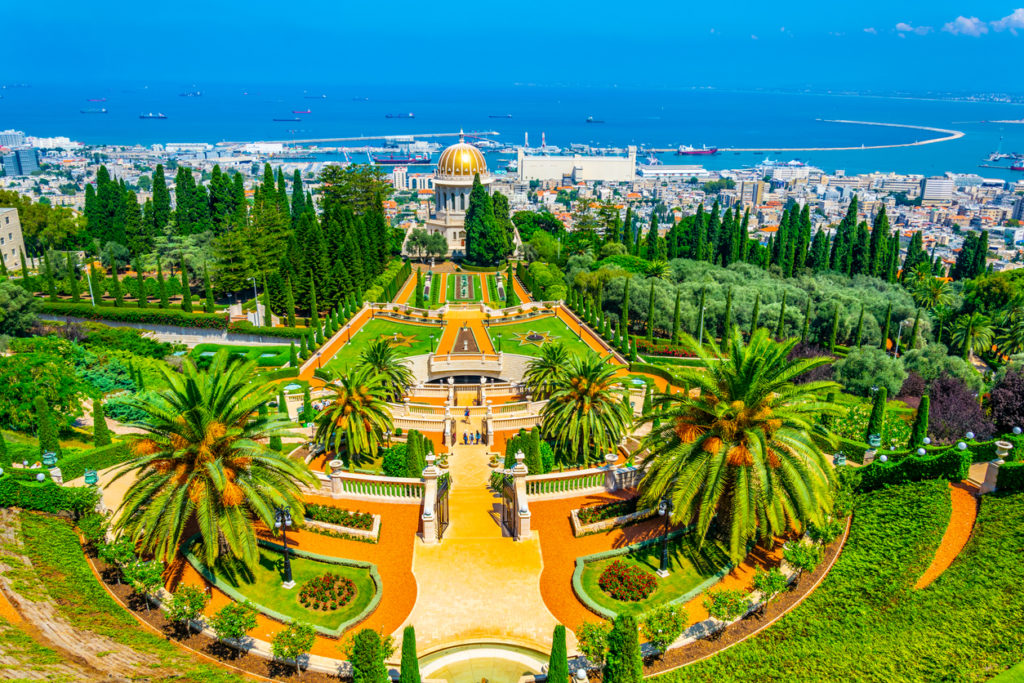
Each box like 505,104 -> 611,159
853,448 -> 971,492
185,536 -> 382,638
997,462 -> 1024,492
41,301 -> 228,329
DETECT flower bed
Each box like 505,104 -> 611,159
297,573 -> 357,611
598,560 -> 657,602
305,504 -> 374,531
578,498 -> 639,525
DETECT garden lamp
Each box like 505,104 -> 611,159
966,431 -> 975,440
1014,427 -> 1022,435
657,497 -> 673,576
274,507 -> 295,588
36,473 -> 45,482
879,455 -> 888,463
923,437 -> 931,445
957,442 -> 967,451
42,451 -> 57,467
917,448 -> 926,456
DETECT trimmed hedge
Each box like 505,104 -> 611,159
41,301 -> 228,329
853,448 -> 971,492
59,442 -> 131,481
364,260 -> 411,303
262,367 -> 300,381
997,462 -> 1024,492
0,477 -> 97,514
226,320 -> 310,339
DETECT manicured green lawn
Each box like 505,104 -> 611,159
447,273 -> 483,302
190,343 -> 290,368
208,548 -> 376,631
321,318 -> 440,375
429,274 -> 443,308
486,275 -> 500,303
580,534 -> 731,618
487,316 -> 598,359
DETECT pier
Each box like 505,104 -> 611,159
222,131 -> 500,146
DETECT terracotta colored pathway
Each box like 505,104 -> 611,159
393,268 -> 419,304
914,482 -> 978,589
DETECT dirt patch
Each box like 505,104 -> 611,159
450,326 -> 480,354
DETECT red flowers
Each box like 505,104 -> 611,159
598,560 -> 657,602
297,572 -> 357,611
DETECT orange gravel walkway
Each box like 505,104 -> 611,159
393,268 -> 419,304
914,482 -> 978,589
511,271 -> 532,304
168,497 -> 419,656
479,274 -> 491,305
531,493 -> 781,635
298,306 -> 373,383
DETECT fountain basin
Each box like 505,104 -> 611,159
418,643 -> 546,683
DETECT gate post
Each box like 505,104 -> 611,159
603,453 -> 619,491
512,451 -> 532,539
329,459 -> 345,497
421,455 -> 439,544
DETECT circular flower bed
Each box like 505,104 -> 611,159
298,572 -> 357,611
598,559 -> 657,602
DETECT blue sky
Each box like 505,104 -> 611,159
7,1 -> 1023,91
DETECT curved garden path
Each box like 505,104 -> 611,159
913,482 -> 979,589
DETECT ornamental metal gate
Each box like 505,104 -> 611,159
436,473 -> 451,540
500,473 -> 517,538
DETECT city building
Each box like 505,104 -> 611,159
391,166 -> 408,191
1,148 -> 40,176
0,208 -> 26,273
922,177 -> 955,204
518,146 -> 636,183
739,180 -> 766,206
0,129 -> 26,147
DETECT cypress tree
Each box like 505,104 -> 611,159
750,292 -> 761,335
262,275 -> 272,327
135,262 -> 147,308
696,285 -> 707,342
179,255 -> 193,312
289,341 -> 299,367
775,291 -> 788,339
67,252 -> 80,303
203,265 -> 215,313
19,248 -> 29,281
301,385 -> 313,423
109,260 -> 124,307
399,626 -> 421,683
644,213 -> 659,261
92,398 -> 112,447
314,325 -> 323,345
605,615 -> 642,683
284,275 -> 297,328
910,394 -> 930,446
800,297 -> 811,343
646,281 -> 655,342
854,304 -> 865,346
828,304 -> 840,352
880,302 -> 892,351
300,334 -> 309,359
156,258 -> 169,308
525,427 -> 543,474
0,431 -> 8,467
722,287 -> 733,340
869,205 -> 890,277
278,390 -> 289,417
88,263 -> 103,304
309,276 -> 320,328
671,288 -> 681,344
548,625 -> 568,683
35,396 -> 62,458
414,270 -> 424,308
620,278 -> 630,336
908,309 -> 921,352
44,251 -> 58,301
866,387 -> 887,440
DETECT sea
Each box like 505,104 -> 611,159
3,82 -> 1024,181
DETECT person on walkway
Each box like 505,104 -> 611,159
464,407 -> 470,423
475,431 -> 481,444
463,432 -> 468,445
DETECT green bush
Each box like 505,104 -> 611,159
853,447 -> 971,492
0,478 -> 98,515
59,442 -> 132,481
40,301 -> 227,329
998,462 -> 1024,492
226,320 -> 310,339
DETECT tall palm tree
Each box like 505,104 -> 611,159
358,339 -> 414,401
524,343 -> 571,400
645,260 -> 670,280
952,312 -> 994,362
113,351 -> 314,572
314,366 -> 393,464
998,311 -> 1024,356
912,275 -> 954,311
638,328 -> 840,561
540,353 -> 632,466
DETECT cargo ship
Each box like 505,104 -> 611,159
586,116 -> 604,123
489,114 -> 512,119
386,112 -> 415,119
677,144 -> 718,156
139,112 -> 167,119
292,109 -> 311,114
370,152 -> 431,165
80,108 -> 107,114
273,117 -> 301,122
1012,162 -> 1024,171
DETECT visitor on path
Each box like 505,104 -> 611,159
463,432 -> 468,445
475,431 -> 481,444
464,407 -> 470,423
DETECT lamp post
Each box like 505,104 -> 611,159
274,507 -> 295,589
657,497 -> 673,577
385,429 -> 392,447
894,319 -> 911,358
248,276 -> 258,325
429,335 -> 435,353
497,333 -> 502,353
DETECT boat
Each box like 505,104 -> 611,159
586,116 -> 604,123
1012,162 -> 1024,171
353,97 -> 369,101
677,144 -> 718,156
370,152 -> 431,165
489,114 -> 513,119
86,98 -> 106,102
292,109 -> 311,114
304,94 -> 327,99
139,112 -> 167,119
273,117 -> 301,122
179,90 -> 202,97
386,112 -> 414,119
80,108 -> 107,114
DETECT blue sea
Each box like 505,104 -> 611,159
2,82 -> 1024,180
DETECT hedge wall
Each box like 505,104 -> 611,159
854,448 -> 972,492
41,301 -> 228,329
0,477 -> 97,515
226,320 -> 310,339
997,462 -> 1024,492
364,260 -> 411,303
59,443 -> 131,482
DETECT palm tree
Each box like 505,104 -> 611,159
113,351 -> 314,572
523,343 -> 571,400
314,367 -> 393,464
645,260 -> 670,280
637,328 -> 840,561
998,311 -> 1024,356
912,275 -> 954,311
952,312 -> 994,362
540,353 -> 632,466
358,339 -> 414,401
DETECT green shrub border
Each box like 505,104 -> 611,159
997,462 -> 1024,492
570,526 -> 733,619
853,448 -> 972,492
41,301 -> 228,329
226,321 -> 310,339
184,535 -> 381,638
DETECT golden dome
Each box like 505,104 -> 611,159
436,133 -> 487,178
